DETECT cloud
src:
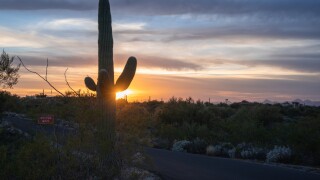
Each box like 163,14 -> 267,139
1,0 -> 319,18
111,0 -> 320,17
159,16 -> 320,42
200,55 -> 320,74
114,22 -> 146,31
243,60 -> 320,73
115,54 -> 202,70
0,0 -> 97,10
172,27 -> 319,41
33,18 -> 145,32
15,53 -> 202,71
0,26 -> 96,50
33,18 -> 97,31
0,27 -> 38,47
2,1 -> 319,43
15,55 -> 97,68
130,73 -> 320,101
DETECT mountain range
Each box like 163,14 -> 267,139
263,99 -> 320,107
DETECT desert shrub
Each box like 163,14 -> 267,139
143,100 -> 164,114
223,106 -> 278,146
266,146 -> 292,163
206,145 -> 215,156
206,143 -> 234,157
115,103 -> 155,171
221,143 -> 235,157
240,147 -> 266,160
14,137 -> 61,179
172,140 -> 191,152
232,143 -> 248,158
284,116 -> 320,165
0,145 -> 8,177
5,131 -> 122,179
206,144 -> 225,156
228,148 -> 236,158
156,124 -> 184,142
151,138 -> 171,149
230,143 -> 267,160
186,138 -> 208,154
117,104 -> 153,146
156,122 -> 212,143
155,97 -> 215,126
253,105 -> 283,127
211,105 -> 236,120
0,91 -> 21,115
180,123 -> 211,141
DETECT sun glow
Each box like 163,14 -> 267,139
116,89 -> 133,100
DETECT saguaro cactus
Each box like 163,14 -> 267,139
84,0 -> 137,141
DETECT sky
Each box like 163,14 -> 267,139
1,0 -> 320,102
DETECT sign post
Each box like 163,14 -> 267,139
38,115 -> 54,125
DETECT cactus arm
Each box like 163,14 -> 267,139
98,69 -> 113,91
115,57 -> 137,92
85,77 -> 97,91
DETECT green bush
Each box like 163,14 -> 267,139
186,138 -> 208,154
285,116 -> 320,165
0,91 -> 21,116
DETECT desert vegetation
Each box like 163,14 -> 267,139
0,50 -> 20,89
1,94 -> 320,176
0,92 -> 156,179
153,98 -> 320,166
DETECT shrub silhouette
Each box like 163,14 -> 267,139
0,50 -> 20,88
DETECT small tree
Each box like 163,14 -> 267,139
0,50 -> 20,88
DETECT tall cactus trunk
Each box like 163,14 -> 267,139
85,0 -> 137,147
97,0 -> 116,142
98,0 -> 114,78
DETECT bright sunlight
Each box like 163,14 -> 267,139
116,89 -> 133,99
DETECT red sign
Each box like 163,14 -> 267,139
38,115 -> 54,125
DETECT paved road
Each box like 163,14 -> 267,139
146,148 -> 320,180
2,115 -> 75,139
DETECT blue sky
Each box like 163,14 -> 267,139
1,0 -> 320,101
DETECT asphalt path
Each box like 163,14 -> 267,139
146,148 -> 320,180
3,115 -> 320,180
2,115 -> 75,140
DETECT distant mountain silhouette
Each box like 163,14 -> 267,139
262,99 -> 320,107
293,99 -> 320,107
263,99 -> 274,105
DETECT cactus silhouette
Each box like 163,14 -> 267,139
84,0 -> 137,140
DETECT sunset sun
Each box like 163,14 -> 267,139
116,89 -> 133,100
